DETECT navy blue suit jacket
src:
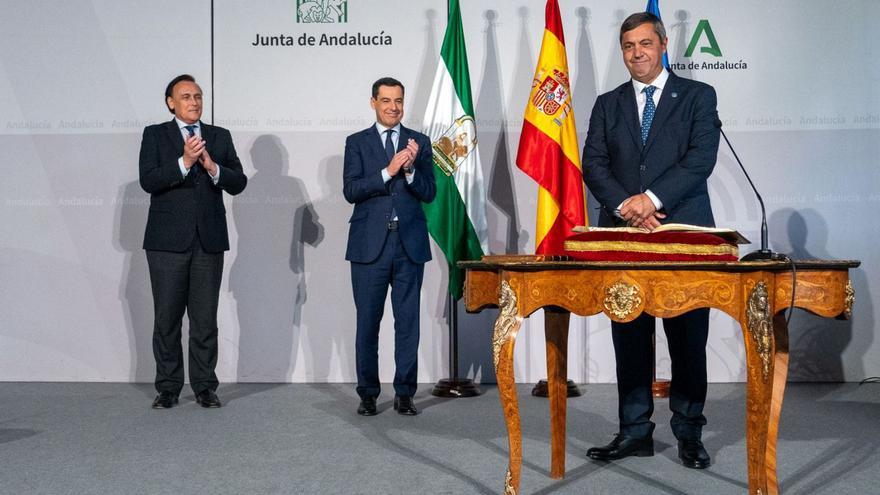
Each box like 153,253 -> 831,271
343,124 -> 436,264
583,72 -> 720,227
139,120 -> 248,253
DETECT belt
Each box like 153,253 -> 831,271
387,220 -> 399,231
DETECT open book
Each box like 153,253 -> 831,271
572,223 -> 751,245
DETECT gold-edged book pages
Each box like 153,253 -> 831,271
572,224 -> 751,245
480,254 -> 571,263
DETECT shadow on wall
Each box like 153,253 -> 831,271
300,154 -> 355,381
230,135 -> 323,382
407,7 -> 439,127
457,8 -> 525,385
115,180 -> 154,385
769,208 -> 871,382
668,10 -> 694,80
572,6 -> 602,226
484,7 -> 532,256
603,10 -> 631,93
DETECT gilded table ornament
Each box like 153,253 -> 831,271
844,280 -> 854,319
603,281 -> 642,319
493,280 -> 518,370
746,282 -> 773,382
503,469 -> 516,495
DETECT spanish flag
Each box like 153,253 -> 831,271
516,0 -> 586,254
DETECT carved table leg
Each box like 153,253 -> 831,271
763,312 -> 790,494
544,307 -> 571,479
742,281 -> 780,495
494,280 -> 524,495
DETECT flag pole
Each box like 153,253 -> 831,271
431,281 -> 481,397
515,0 -> 583,399
425,0 -> 482,398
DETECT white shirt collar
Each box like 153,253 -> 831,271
174,117 -> 200,130
375,121 -> 401,136
632,68 -> 669,95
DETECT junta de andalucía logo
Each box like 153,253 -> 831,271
297,0 -> 348,24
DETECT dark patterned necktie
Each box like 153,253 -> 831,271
384,129 -> 395,161
184,125 -> 201,181
640,85 -> 657,145
385,129 -> 398,220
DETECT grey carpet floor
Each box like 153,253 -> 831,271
0,383 -> 878,494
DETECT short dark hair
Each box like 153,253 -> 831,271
164,74 -> 196,114
619,12 -> 666,45
371,77 -> 404,99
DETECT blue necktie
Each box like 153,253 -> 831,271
640,85 -> 657,145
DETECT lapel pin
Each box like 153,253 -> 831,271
671,92 -> 678,98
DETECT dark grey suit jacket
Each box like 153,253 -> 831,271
583,72 -> 720,227
139,119 -> 247,253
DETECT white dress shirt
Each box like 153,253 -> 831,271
615,69 -> 669,217
376,122 -> 414,185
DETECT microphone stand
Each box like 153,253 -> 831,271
716,119 -> 786,261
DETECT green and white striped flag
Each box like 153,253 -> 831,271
422,0 -> 489,299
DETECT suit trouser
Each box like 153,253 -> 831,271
611,308 -> 710,440
351,229 -> 424,399
146,237 -> 223,396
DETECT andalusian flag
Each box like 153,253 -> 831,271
516,0 -> 586,254
645,0 -> 670,68
422,0 -> 488,299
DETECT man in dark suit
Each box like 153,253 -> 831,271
582,13 -> 720,469
139,74 -> 247,409
343,77 -> 436,416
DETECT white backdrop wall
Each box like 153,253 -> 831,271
1,0 -> 877,384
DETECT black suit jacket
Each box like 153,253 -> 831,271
583,72 -> 720,227
139,119 -> 247,253
342,124 -> 436,264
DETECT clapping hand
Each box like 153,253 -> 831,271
387,139 -> 418,177
182,135 -> 205,169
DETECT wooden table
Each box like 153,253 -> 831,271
461,257 -> 858,495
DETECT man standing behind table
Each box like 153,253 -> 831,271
139,74 -> 247,409
582,13 -> 721,469
343,77 -> 436,417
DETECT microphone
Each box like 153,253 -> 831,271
715,118 -> 785,261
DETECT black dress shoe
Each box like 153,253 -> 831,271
678,439 -> 711,469
586,434 -> 654,460
195,390 -> 222,408
357,397 -> 378,416
393,396 -> 418,416
152,391 -> 179,409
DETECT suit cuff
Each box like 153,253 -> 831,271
404,169 -> 415,184
381,168 -> 391,183
178,157 -> 189,177
644,189 -> 663,210
210,162 -> 220,185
